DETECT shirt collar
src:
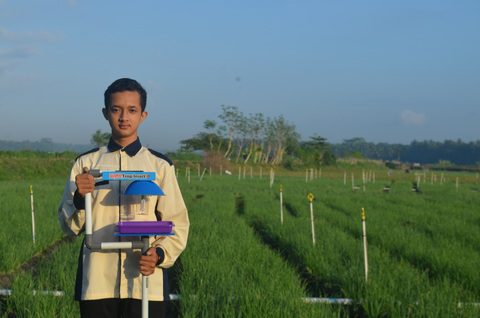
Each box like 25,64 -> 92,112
107,138 -> 142,157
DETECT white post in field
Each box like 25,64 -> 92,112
30,185 -> 36,244
362,170 -> 366,192
269,168 -> 275,188
197,164 -> 200,177
307,193 -> 316,245
456,177 -> 459,192
344,171 -> 347,185
361,208 -> 368,282
279,185 -> 284,225
199,168 -> 207,181
238,167 -> 241,180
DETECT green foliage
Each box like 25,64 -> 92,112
0,151 -> 74,180
90,129 -> 111,147
2,155 -> 479,317
334,138 -> 480,165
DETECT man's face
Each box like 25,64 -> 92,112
103,91 -> 148,145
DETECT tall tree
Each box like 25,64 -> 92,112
203,119 -> 217,150
218,105 -> 242,158
244,113 -> 265,164
91,130 -> 111,147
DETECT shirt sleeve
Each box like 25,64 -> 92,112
58,160 -> 86,236
152,164 -> 190,268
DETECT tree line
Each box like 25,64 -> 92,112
180,106 -> 480,167
333,138 -> 480,166
180,105 -> 335,167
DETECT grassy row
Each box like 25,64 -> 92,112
177,178 -> 344,317
295,179 -> 480,294
0,179 -> 65,272
2,170 -> 479,317
250,176 -> 479,316
1,238 -> 82,317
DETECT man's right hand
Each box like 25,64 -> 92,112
75,168 -> 95,197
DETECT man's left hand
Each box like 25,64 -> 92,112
139,247 -> 159,276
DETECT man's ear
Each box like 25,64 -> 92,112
102,108 -> 108,120
141,111 -> 148,122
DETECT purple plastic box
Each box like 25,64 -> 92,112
117,221 -> 174,234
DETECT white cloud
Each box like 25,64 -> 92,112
400,110 -> 426,126
0,46 -> 37,59
0,27 -> 61,43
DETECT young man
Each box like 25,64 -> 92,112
58,78 -> 189,317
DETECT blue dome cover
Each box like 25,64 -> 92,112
124,180 -> 164,196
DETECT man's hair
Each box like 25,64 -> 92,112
104,78 -> 147,111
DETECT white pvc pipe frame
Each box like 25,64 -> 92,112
85,192 -> 149,318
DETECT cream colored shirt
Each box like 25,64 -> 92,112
58,139 -> 189,301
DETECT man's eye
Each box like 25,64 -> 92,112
111,108 -> 119,113
129,108 -> 137,113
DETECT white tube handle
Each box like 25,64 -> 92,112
85,192 -> 92,236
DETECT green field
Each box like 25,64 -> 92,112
1,154 -> 479,317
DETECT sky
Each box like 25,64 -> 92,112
0,0 -> 479,151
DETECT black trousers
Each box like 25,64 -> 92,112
79,298 -> 167,318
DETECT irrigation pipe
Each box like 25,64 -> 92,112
302,297 -> 353,305
0,289 -> 65,297
2,290 -> 478,308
